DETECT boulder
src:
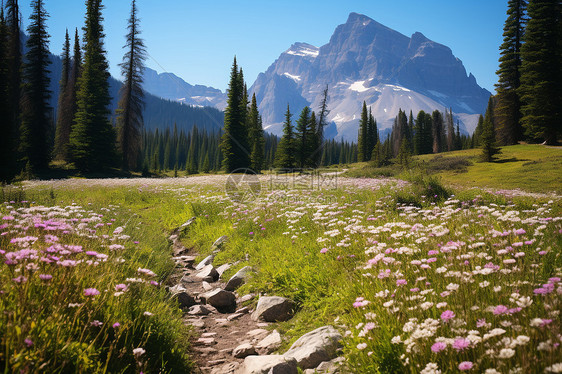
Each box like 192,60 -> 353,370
211,235 -> 228,250
225,266 -> 253,291
302,358 -> 344,374
200,288 -> 236,311
232,343 -> 257,358
283,326 -> 342,370
237,355 -> 298,374
216,263 -> 233,277
195,254 -> 215,270
195,265 -> 219,282
256,330 -> 282,354
179,217 -> 196,231
188,304 -> 216,315
251,296 -> 295,322
168,285 -> 196,308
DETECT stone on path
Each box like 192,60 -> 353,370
216,263 -> 232,277
232,343 -> 257,358
200,288 -> 236,311
251,296 -> 295,322
195,254 -> 216,271
202,281 -> 213,291
255,330 -> 282,354
237,355 -> 298,374
283,326 -> 342,370
188,305 -> 216,315
195,264 -> 219,282
225,266 -> 253,291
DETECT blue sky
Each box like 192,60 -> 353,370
19,0 -> 507,93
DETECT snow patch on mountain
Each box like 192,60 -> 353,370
283,73 -> 301,82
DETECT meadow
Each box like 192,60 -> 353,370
1,158 -> 561,373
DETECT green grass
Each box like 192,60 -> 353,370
343,144 -> 562,194
2,173 -> 561,373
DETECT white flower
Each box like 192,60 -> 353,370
545,363 -> 562,373
479,281 -> 490,288
391,335 -> 402,344
133,347 -> 145,357
514,335 -> 530,345
420,362 -> 441,374
357,343 -> 367,350
485,369 -> 501,374
498,348 -> 515,359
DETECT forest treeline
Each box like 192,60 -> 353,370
0,0 -> 560,182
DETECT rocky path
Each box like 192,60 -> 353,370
167,222 -> 344,374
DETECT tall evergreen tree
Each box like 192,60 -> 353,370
69,0 -> 116,171
357,101 -> 369,162
53,29 -> 71,160
316,84 -> 330,158
431,110 -> 444,153
0,4 -> 13,181
367,108 -> 378,159
495,0 -> 527,145
445,108 -> 455,151
308,111 -> 321,167
247,93 -> 264,172
116,0 -> 146,171
2,0 -> 22,180
519,0 -> 562,144
220,57 -> 251,172
20,0 -> 51,171
295,106 -> 311,169
274,104 -> 295,169
481,97 -> 502,162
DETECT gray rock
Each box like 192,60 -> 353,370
179,217 -> 196,231
283,326 -> 342,370
195,254 -> 215,270
256,330 -> 282,354
212,235 -> 228,249
212,362 -> 239,374
232,343 -> 257,358
188,304 -> 216,315
251,296 -> 295,322
200,288 -> 236,311
216,263 -> 232,277
225,266 -> 253,291
302,358 -> 343,374
238,355 -> 298,374
195,264 -> 219,282
202,281 -> 213,291
238,294 -> 255,304
168,234 -> 179,242
174,292 -> 196,308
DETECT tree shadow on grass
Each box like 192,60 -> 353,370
491,157 -> 529,164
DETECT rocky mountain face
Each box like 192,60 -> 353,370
250,12 -> 491,140
142,67 -> 227,110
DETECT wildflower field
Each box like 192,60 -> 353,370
1,173 -> 561,373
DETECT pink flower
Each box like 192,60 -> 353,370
115,284 -> 127,291
24,338 -> 33,347
431,341 -> 447,353
84,288 -> 100,297
39,274 -> 52,281
112,322 -> 120,329
493,305 -> 508,315
320,248 -> 328,254
396,279 -> 407,286
476,318 -> 487,328
514,228 -> 526,235
440,310 -> 455,322
458,361 -> 473,371
453,338 -> 470,351
90,320 -> 103,327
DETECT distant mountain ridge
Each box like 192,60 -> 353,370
250,12 -> 491,140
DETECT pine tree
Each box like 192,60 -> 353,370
367,109 -> 378,158
70,0 -> 116,172
53,29 -> 72,160
20,0 -> 51,171
116,0 -> 146,171
519,0 -> 562,144
357,101 -> 369,161
307,111 -> 321,167
446,108 -> 455,151
397,138 -> 411,168
371,139 -> 382,167
0,4 -> 13,181
220,57 -> 251,172
481,97 -> 502,162
495,0 -> 527,145
274,104 -> 295,169
247,93 -> 264,172
294,106 -> 312,169
473,114 -> 484,146
431,110 -> 444,153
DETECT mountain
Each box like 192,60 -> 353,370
43,43 -> 223,135
250,12 -> 491,140
142,67 -> 227,110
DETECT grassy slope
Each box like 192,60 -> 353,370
345,145 -> 562,194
